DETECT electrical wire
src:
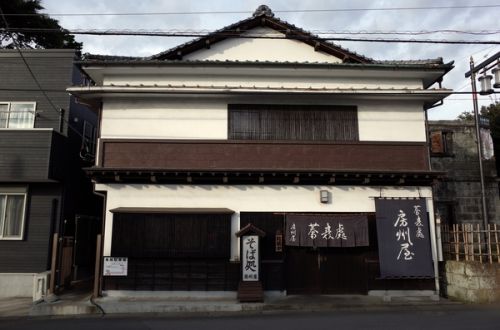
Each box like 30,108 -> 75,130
3,4 -> 500,16
2,28 -> 499,45
5,27 -> 500,36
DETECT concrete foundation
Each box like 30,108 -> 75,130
103,290 -> 238,299
368,290 -> 439,302
0,273 -> 35,298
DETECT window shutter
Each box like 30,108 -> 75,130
430,131 -> 444,153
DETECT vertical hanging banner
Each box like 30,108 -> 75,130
242,235 -> 259,281
375,198 -> 434,278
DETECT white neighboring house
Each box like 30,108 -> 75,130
69,6 -> 453,297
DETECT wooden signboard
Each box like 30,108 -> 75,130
235,223 -> 265,302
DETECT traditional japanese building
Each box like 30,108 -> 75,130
69,6 -> 454,297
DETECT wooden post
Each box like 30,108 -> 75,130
463,224 -> 467,260
453,224 -> 459,261
49,233 -> 58,294
477,223 -> 482,263
470,224 -> 475,261
488,224 -> 493,264
495,224 -> 499,263
93,234 -> 102,298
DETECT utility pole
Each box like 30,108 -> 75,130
468,57 -> 489,230
465,51 -> 500,229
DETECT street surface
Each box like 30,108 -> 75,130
1,305 -> 500,330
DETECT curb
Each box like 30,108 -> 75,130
25,298 -> 463,317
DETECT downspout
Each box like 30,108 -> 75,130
424,78 -> 444,297
92,187 -> 107,298
58,108 -> 65,134
47,198 -> 59,271
90,100 -> 106,299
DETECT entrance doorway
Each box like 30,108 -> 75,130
286,247 -> 368,294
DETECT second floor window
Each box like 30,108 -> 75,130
0,102 -> 36,128
229,104 -> 359,141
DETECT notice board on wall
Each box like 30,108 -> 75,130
103,257 -> 128,276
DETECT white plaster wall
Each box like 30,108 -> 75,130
0,273 -> 34,298
96,184 -> 434,261
184,27 -> 342,63
103,73 -> 421,90
358,101 -> 427,142
100,98 -> 426,142
100,99 -> 228,139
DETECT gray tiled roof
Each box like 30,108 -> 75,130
78,57 -> 452,70
148,6 -> 373,63
79,6 -> 451,70
377,58 -> 445,65
81,53 -> 141,61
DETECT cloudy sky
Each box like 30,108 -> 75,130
40,0 -> 499,120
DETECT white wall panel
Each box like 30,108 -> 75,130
100,99 -> 228,139
358,102 -> 426,142
100,99 -> 426,142
184,27 -> 342,63
103,74 -> 421,90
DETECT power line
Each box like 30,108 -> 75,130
2,28 -> 499,45
6,27 -> 500,36
3,4 -> 500,16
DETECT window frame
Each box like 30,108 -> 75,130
0,192 -> 27,240
429,130 -> 453,157
228,104 -> 359,142
0,101 -> 37,129
82,120 -> 97,157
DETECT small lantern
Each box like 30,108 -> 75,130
493,65 -> 500,89
478,74 -> 494,95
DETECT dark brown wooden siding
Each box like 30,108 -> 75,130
229,104 -> 358,141
106,212 -> 237,291
100,140 -> 430,172
103,259 -> 240,291
111,213 -> 231,259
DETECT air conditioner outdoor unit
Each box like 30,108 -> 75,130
32,271 -> 51,302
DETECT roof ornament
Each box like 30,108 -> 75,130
253,5 -> 275,17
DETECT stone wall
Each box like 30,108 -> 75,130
444,260 -> 500,303
429,121 -> 499,224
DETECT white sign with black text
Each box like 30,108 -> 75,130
103,257 -> 128,276
242,235 -> 259,281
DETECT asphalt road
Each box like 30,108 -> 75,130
1,305 -> 500,330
